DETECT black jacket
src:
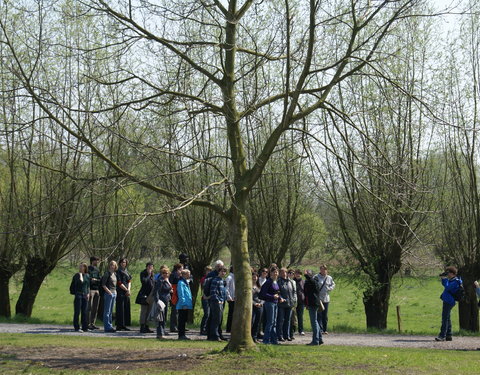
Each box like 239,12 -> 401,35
304,274 -> 321,308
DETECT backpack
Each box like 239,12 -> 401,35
453,282 -> 465,302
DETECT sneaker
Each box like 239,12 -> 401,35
306,342 -> 318,346
300,331 -> 305,336
178,335 -> 191,340
74,329 -> 84,333
322,331 -> 329,335
105,328 -> 116,333
435,337 -> 445,341
446,336 -> 452,341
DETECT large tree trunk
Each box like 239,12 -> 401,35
363,281 -> 392,330
15,256 -> 55,317
0,270 -> 14,317
225,207 -> 255,352
458,277 -> 479,332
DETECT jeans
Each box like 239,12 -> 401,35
317,302 -> 329,332
252,305 -> 263,339
103,292 -> 116,331
200,298 -> 210,333
277,305 -> 292,340
439,302 -> 453,338
263,301 -> 278,344
296,303 -> 305,333
73,293 -> 89,331
308,306 -> 323,344
209,300 -> 224,340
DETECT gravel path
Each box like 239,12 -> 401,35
1,323 -> 479,350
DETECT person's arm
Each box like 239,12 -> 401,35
327,276 -> 335,291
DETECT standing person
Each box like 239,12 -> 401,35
225,265 -> 235,333
200,266 -> 213,335
276,268 -> 296,342
251,271 -> 264,343
260,266 -> 283,345
116,257 -> 132,331
304,269 -> 324,346
293,269 -> 305,336
87,256 -> 101,330
176,269 -> 193,340
101,260 -> 118,333
314,264 -> 335,334
208,266 -> 228,341
169,263 -> 183,333
205,260 -> 226,341
154,267 -> 172,339
137,262 -> 155,333
71,263 -> 90,332
435,266 -> 462,342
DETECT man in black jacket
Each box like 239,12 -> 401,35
304,269 -> 324,346
137,262 -> 155,333
88,256 -> 101,330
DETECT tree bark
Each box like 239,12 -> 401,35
363,281 -> 392,330
15,256 -> 55,317
0,271 -> 13,317
458,279 -> 479,332
225,206 -> 255,352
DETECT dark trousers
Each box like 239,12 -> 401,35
277,305 -> 292,340
296,303 -> 305,333
170,302 -> 178,331
178,308 -> 188,337
439,302 -> 453,338
73,293 -> 89,331
115,294 -> 130,328
209,300 -> 224,340
226,300 -> 235,332
252,305 -> 263,339
200,298 -> 210,333
317,302 -> 329,332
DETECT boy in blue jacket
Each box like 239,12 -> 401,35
436,266 -> 462,342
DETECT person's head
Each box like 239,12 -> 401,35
214,260 -> 224,271
260,268 -> 268,278
269,263 -> 277,269
161,267 -> 170,279
90,256 -> 99,266
320,264 -> 328,276
146,262 -> 154,272
305,269 -> 313,278
445,266 -> 457,277
294,269 -> 302,278
269,266 -> 279,280
79,262 -> 88,273
287,269 -> 295,279
218,267 -> 228,278
279,267 -> 288,279
204,265 -> 212,275
252,272 -> 259,285
108,260 -> 118,272
181,269 -> 191,279
173,263 -> 184,275
118,257 -> 128,269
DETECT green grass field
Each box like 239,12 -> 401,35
2,264 -> 465,336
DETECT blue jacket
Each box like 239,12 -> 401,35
176,278 -> 193,310
440,276 -> 462,306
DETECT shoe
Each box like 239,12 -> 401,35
185,328 -> 190,332
170,329 -> 178,333
219,337 -> 228,341
446,336 -> 452,341
278,338 -> 285,342
105,329 -> 116,333
200,330 -> 208,335
435,337 -> 445,341
306,342 -> 318,346
163,332 -> 170,336
300,331 -> 305,336
257,334 -> 264,339
178,335 -> 191,340
116,327 -> 124,331
322,331 -> 329,335
123,327 -> 131,331
319,341 -> 324,345
286,337 -> 293,341
92,325 -> 100,330
74,329 -> 84,333
140,325 -> 147,333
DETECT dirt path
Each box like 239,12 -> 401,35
1,323 -> 479,350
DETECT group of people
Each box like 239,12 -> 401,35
70,255 -> 336,345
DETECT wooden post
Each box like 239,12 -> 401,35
396,305 -> 402,333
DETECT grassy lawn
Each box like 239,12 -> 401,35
3,264 -> 466,336
1,333 -> 479,374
